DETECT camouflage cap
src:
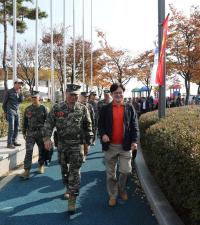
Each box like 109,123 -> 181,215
81,91 -> 90,97
66,84 -> 81,94
31,91 -> 40,98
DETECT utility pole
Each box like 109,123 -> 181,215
158,0 -> 166,118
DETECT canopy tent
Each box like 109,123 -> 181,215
131,87 -> 141,98
140,86 -> 149,92
169,84 -> 182,97
140,86 -> 150,97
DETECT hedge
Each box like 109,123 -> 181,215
139,106 -> 200,225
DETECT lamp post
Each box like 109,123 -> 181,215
158,0 -> 166,118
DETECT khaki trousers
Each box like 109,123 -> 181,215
104,144 -> 132,199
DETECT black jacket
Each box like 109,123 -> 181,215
98,102 -> 139,151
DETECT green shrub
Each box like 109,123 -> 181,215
0,104 -> 8,137
139,106 -> 200,225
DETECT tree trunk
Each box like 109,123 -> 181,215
184,76 -> 190,105
3,1 -> 8,90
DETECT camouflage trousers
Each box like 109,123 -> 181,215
24,130 -> 46,170
60,144 -> 84,196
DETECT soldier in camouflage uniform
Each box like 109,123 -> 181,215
79,91 -> 95,161
97,89 -> 112,114
43,84 -> 93,213
88,91 -> 98,145
20,91 -> 49,180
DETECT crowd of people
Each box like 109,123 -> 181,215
2,81 -> 139,214
3,80 -> 199,214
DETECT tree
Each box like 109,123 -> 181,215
41,28 -> 106,98
0,0 -> 47,90
133,50 -> 154,98
167,5 -> 200,104
6,42 -> 48,93
97,30 -> 136,85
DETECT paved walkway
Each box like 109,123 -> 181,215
0,139 -> 158,225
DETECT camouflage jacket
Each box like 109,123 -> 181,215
88,100 -> 98,123
22,104 -> 48,135
43,101 -> 94,145
83,102 -> 95,129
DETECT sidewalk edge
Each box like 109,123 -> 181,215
135,146 -> 185,225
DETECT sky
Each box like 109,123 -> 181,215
0,0 -> 200,95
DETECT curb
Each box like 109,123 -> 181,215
135,145 -> 184,225
0,135 -> 38,178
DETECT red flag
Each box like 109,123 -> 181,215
155,14 -> 169,86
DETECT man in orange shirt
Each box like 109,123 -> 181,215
98,83 -> 139,207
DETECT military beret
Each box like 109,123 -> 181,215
104,89 -> 110,94
31,91 -> 40,98
66,84 -> 81,94
81,91 -> 89,97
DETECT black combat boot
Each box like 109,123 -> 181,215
68,194 -> 76,213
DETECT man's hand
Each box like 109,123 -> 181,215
44,139 -> 53,151
84,144 -> 90,155
84,144 -> 90,152
102,134 -> 110,143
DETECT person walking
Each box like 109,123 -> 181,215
79,91 -> 95,162
43,84 -> 93,213
97,89 -> 112,114
88,91 -> 98,145
20,91 -> 49,180
2,79 -> 24,148
98,83 -> 139,207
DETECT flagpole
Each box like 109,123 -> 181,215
158,0 -> 166,118
82,0 -> 85,91
90,0 -> 93,87
63,0 -> 66,94
73,0 -> 76,84
35,0 -> 39,91
50,0 -> 54,102
13,0 -> 17,82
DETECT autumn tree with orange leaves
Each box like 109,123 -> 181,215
133,50 -> 154,98
97,31 -> 136,85
167,5 -> 200,104
41,27 -> 109,98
